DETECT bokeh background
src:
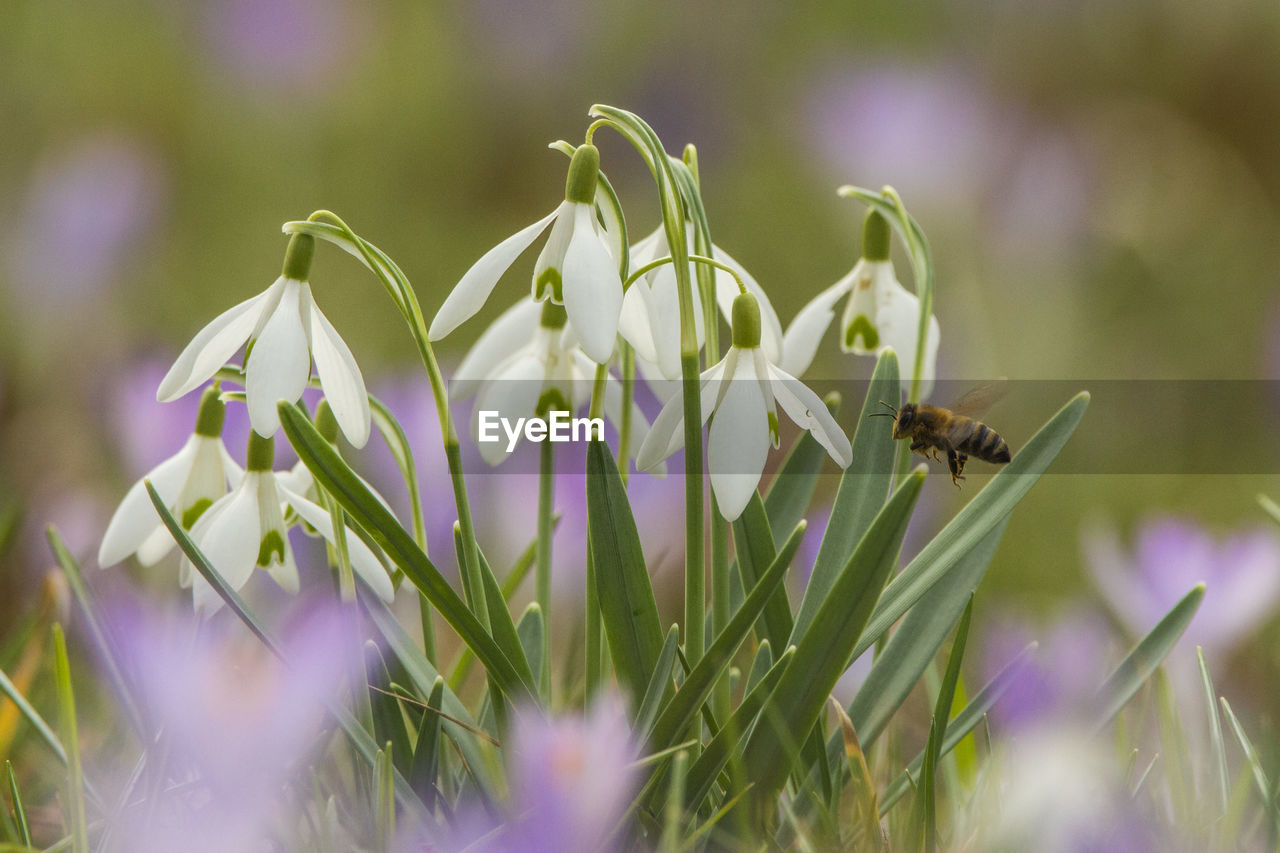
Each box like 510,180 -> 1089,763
3,0 -> 1280,718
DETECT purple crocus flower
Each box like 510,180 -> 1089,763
6,133 -> 163,309
980,606 -> 1114,729
106,596 -> 353,853
1083,516 -> 1280,660
800,61 -> 1007,207
506,696 -> 640,853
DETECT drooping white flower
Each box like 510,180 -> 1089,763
428,144 -> 623,364
618,223 -> 785,380
453,298 -> 661,470
156,233 -> 371,447
99,387 -> 242,568
781,210 -> 939,396
638,292 -> 851,521
184,433 -> 394,615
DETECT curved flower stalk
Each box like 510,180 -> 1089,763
184,432 -> 394,615
618,223 -> 784,379
99,387 -> 242,568
429,144 -> 623,364
638,292 -> 851,521
782,210 -> 939,397
157,233 -> 371,446
452,298 -> 660,470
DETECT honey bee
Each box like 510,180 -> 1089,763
871,386 -> 1012,486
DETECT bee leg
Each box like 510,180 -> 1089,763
909,439 -> 930,458
947,451 -> 968,487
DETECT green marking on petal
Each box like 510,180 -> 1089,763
768,411 -> 781,448
257,529 -> 286,567
181,499 -> 213,529
535,268 -> 563,303
844,315 -> 879,350
537,388 -> 572,419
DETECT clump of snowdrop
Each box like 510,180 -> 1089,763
638,291 -> 851,520
782,210 -> 939,395
429,144 -> 623,364
157,232 -> 371,445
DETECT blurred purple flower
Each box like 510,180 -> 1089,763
107,596 -> 353,853
981,606 -> 1114,728
507,696 -> 640,853
1084,516 -> 1280,660
202,0 -> 364,97
801,61 -> 1008,206
461,0 -> 593,81
7,132 -> 163,309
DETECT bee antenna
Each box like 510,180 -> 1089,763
877,400 -> 898,413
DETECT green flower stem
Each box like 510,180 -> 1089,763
286,213 -> 492,638
623,255 -> 746,296
537,439 -> 554,704
589,105 -> 712,670
618,341 -> 635,483
584,361 -> 610,701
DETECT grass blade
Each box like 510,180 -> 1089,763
635,627 -> 681,744
743,468 -> 924,817
0,667 -> 66,766
790,351 -> 898,645
408,677 -> 446,809
844,519 -> 1007,754
1220,698 -> 1280,833
52,626 -> 87,853
1198,647 -> 1230,814
587,439 -> 665,715
6,762 -> 30,847
879,643 -> 1036,815
648,521 -> 807,754
732,494 -> 794,650
684,646 -> 796,810
1095,583 -> 1204,728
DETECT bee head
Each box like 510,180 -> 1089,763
893,403 -> 917,439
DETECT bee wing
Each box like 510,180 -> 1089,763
948,381 -> 1007,418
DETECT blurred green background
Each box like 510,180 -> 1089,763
2,0 -> 1280,695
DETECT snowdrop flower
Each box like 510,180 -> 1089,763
618,223 -> 784,380
781,210 -> 940,396
453,299 -> 660,469
428,144 -> 623,364
99,387 -> 241,568
185,432 -> 393,615
156,233 -> 371,447
638,292 -> 852,521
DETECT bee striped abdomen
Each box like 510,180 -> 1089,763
957,421 -> 1011,464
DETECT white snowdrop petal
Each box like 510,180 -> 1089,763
430,208 -> 559,341
562,204 -> 622,363
279,486 -> 395,602
707,359 -> 770,522
768,364 -> 853,468
780,273 -> 855,377
452,298 -> 542,400
532,201 -> 575,297
135,525 -> 177,567
266,546 -> 300,594
245,280 -> 312,437
617,283 -> 659,365
191,483 -> 262,615
308,293 -> 372,448
156,283 -> 279,402
97,438 -> 199,567
873,282 -> 940,398
635,394 -> 685,472
842,261 -> 891,356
